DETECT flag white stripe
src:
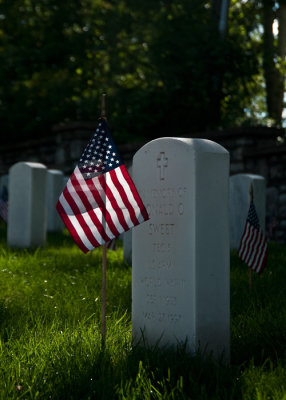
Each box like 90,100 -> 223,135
241,223 -> 253,260
67,176 -> 106,245
74,167 -> 100,207
252,231 -> 266,271
90,174 -> 126,234
247,230 -> 263,267
255,243 -> 267,273
105,172 -> 134,229
73,169 -> 115,242
245,228 -> 259,264
115,167 -> 145,224
238,223 -> 250,258
74,167 -> 115,239
58,193 -> 94,251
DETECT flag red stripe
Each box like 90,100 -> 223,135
253,235 -> 268,273
63,187 -> 101,248
257,247 -> 268,274
249,230 -> 264,271
120,165 -> 149,221
238,223 -> 251,260
244,227 -> 258,265
85,178 -> 121,238
70,173 -> 112,243
56,201 -> 89,253
110,169 -> 139,227
98,174 -> 130,232
243,225 -> 255,262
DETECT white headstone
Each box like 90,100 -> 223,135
229,174 -> 265,249
132,138 -> 230,360
7,162 -> 47,248
46,169 -> 65,232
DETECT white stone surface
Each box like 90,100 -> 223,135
132,137 -> 230,360
7,162 -> 47,248
229,174 -> 265,249
46,169 -> 65,232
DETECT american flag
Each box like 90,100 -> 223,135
56,118 -> 149,253
238,202 -> 268,274
0,185 -> 8,223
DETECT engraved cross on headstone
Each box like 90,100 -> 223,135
157,152 -> 168,180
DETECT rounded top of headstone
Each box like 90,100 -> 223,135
47,169 -> 64,176
9,162 -> 47,172
134,137 -> 229,158
230,173 -> 265,181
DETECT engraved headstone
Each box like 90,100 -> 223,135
132,138 -> 230,360
7,162 -> 47,248
229,174 -> 265,249
46,169 -> 65,232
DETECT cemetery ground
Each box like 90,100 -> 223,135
0,221 -> 286,400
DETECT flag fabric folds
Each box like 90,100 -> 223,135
56,118 -> 149,253
238,202 -> 268,274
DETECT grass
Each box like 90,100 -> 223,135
0,220 -> 286,399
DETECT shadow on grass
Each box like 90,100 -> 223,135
49,339 -> 241,400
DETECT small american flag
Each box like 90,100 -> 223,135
238,202 -> 268,274
56,118 -> 149,253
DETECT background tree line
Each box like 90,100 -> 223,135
0,0 -> 285,144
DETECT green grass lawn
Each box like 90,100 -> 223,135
0,220 -> 286,400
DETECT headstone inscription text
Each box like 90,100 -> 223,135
132,138 -> 230,360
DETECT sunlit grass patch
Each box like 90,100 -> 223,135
0,221 -> 286,399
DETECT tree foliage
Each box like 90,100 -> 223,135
0,0 -> 284,143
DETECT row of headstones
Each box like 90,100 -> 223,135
123,172 -> 266,264
1,162 -> 265,252
1,141 -> 266,362
0,162 -> 67,248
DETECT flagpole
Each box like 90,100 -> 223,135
249,183 -> 253,293
101,92 -> 107,343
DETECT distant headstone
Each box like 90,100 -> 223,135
7,162 -> 47,248
132,138 -> 230,360
46,169 -> 65,232
229,174 -> 265,249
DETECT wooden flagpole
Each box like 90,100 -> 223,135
101,92 -> 107,343
249,183 -> 253,293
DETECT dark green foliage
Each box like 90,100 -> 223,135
0,0 -> 263,145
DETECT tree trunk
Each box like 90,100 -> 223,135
262,0 -> 285,126
209,0 -> 230,128
277,3 -> 286,121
